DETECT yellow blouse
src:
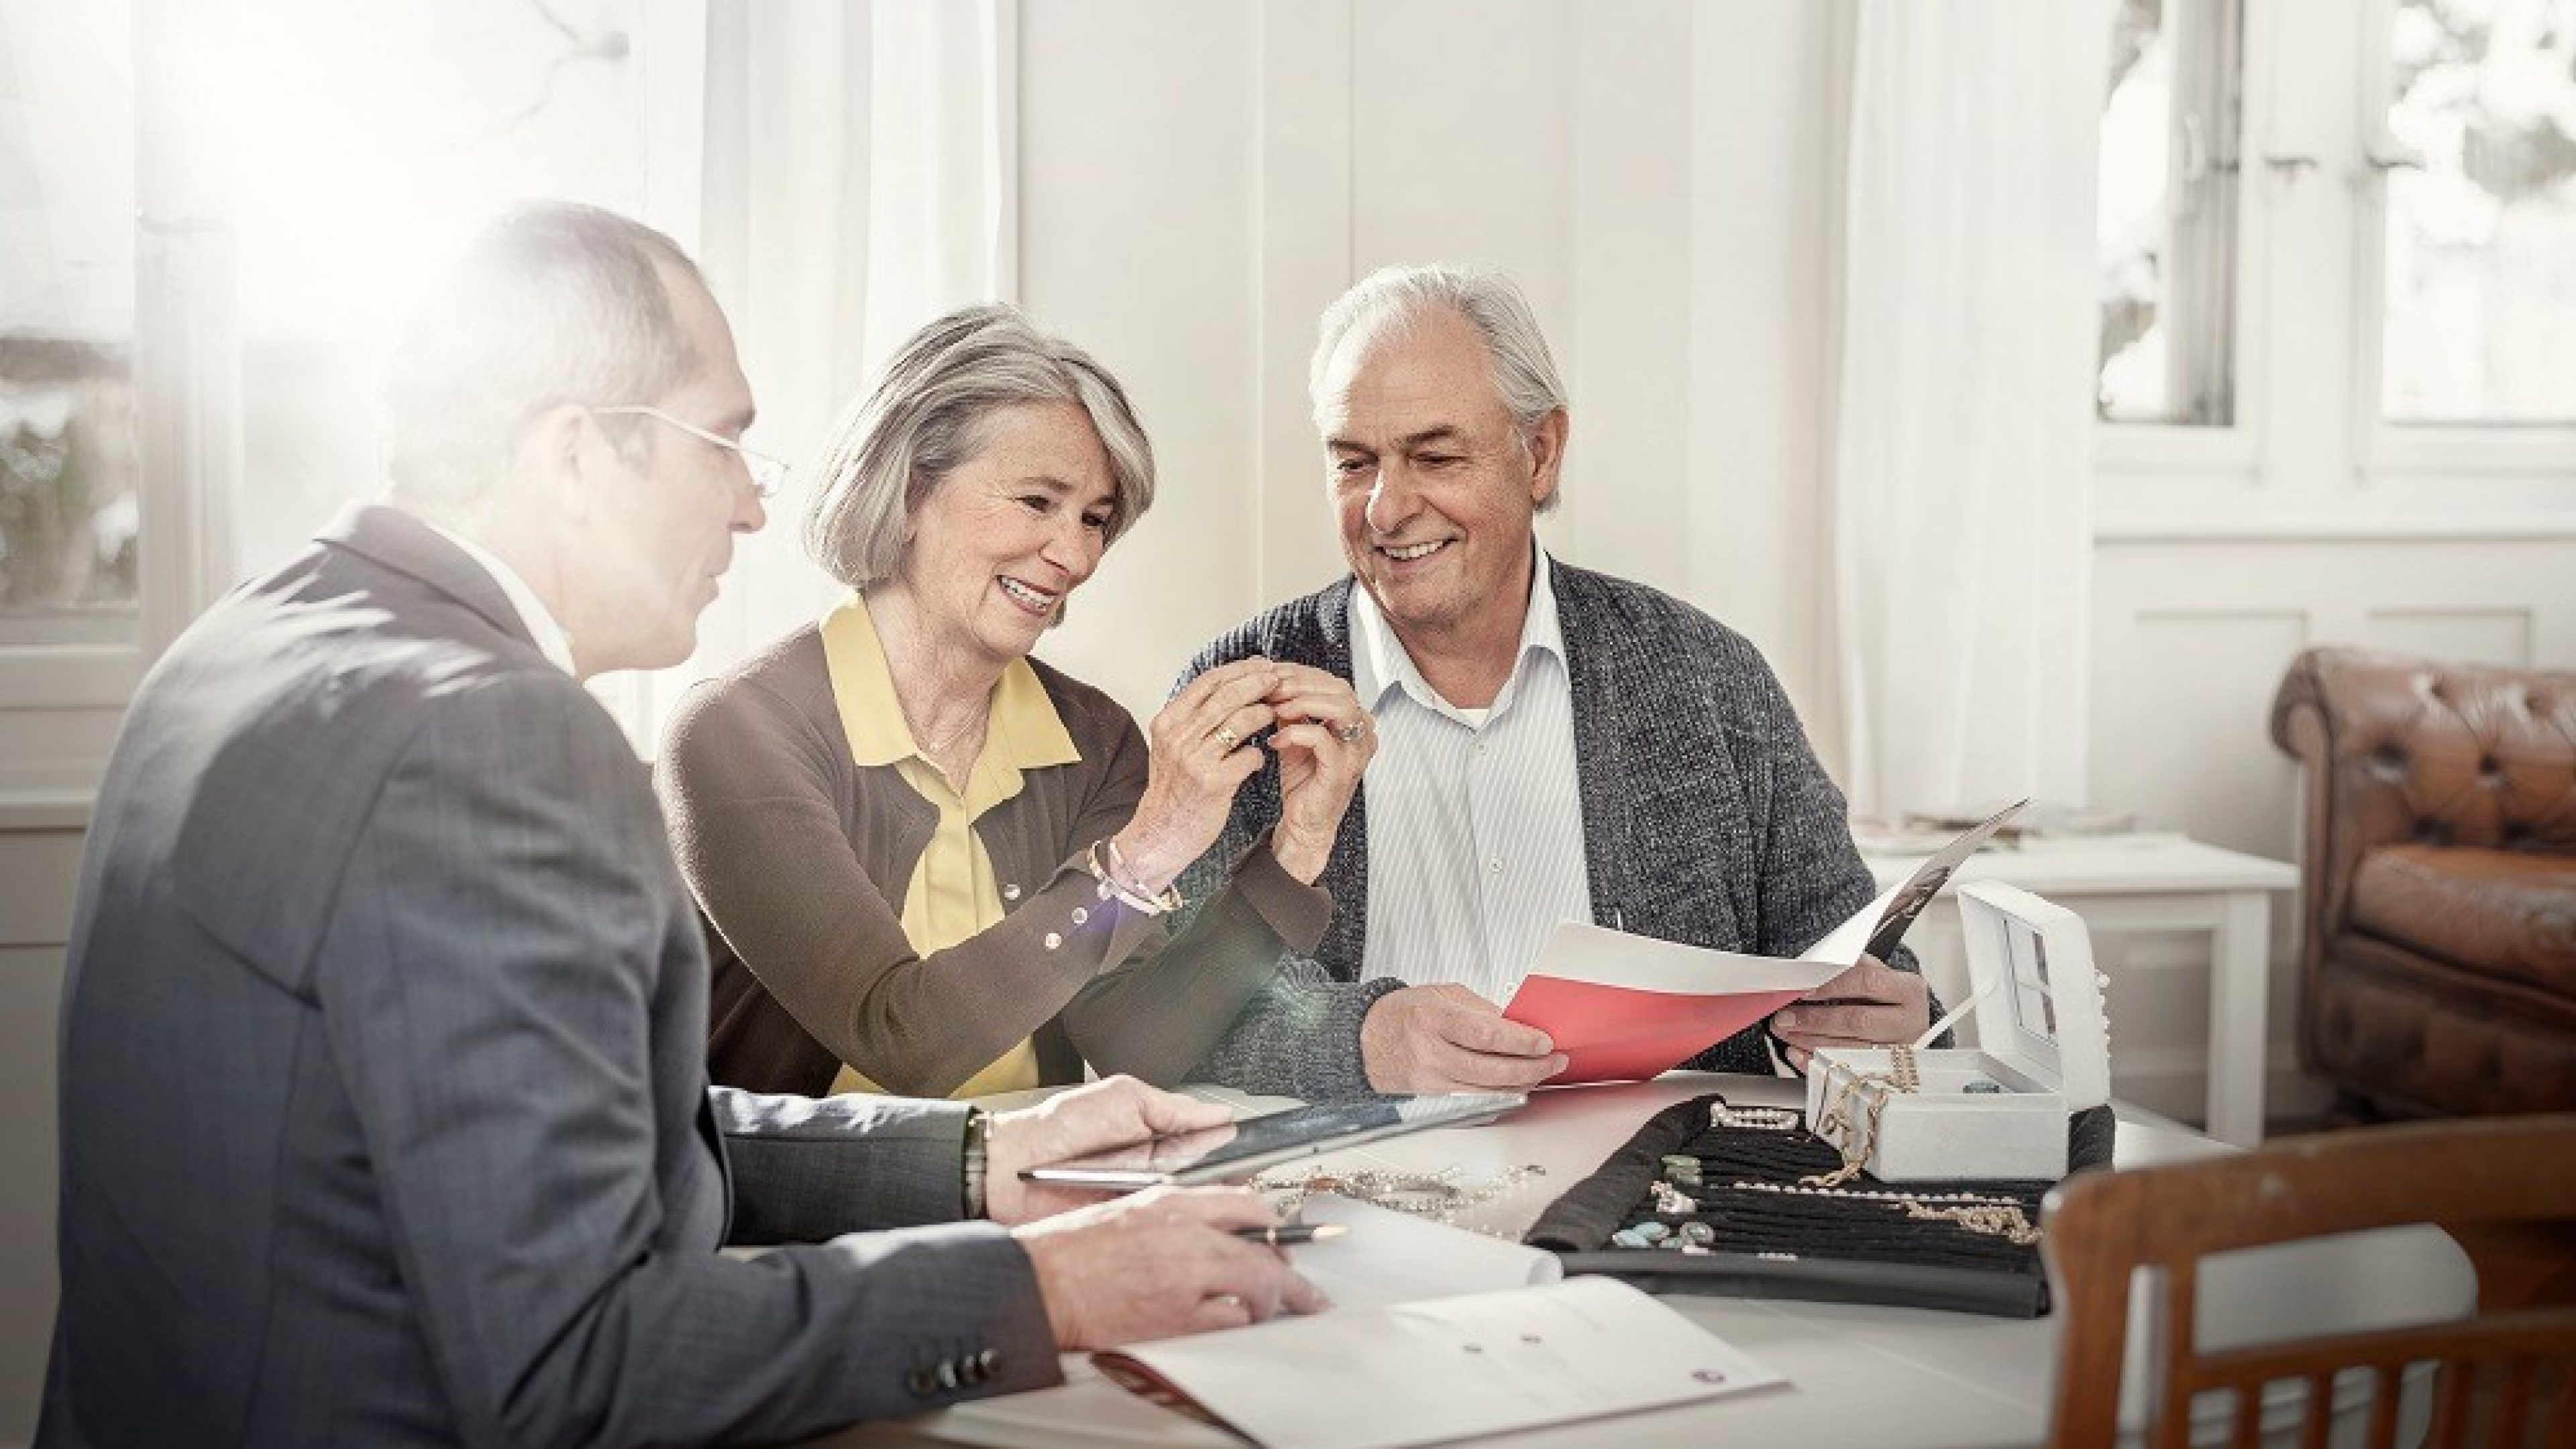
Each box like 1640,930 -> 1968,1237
818,593 -> 1082,1098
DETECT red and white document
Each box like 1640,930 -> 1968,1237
1503,800 -> 2025,1085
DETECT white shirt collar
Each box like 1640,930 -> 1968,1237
1349,543 -> 1565,720
425,522 -> 578,677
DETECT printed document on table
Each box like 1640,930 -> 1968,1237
926,1196 -> 1568,1449
1093,1276 -> 1784,1449
1504,800 -> 2026,1083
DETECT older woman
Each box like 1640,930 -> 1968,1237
656,305 -> 1372,1099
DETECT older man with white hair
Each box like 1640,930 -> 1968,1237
1170,263 -> 1933,1097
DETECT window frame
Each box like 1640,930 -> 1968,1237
2098,0 -> 2576,496
2096,0 -> 2266,478
2345,0 -> 2576,480
0,0 -> 235,722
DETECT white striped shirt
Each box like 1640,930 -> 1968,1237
1349,547 -> 1593,1004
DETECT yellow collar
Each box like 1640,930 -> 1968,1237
820,592 -> 1081,773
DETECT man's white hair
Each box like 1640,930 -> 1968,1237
381,201 -> 706,507
1307,261 -> 1570,437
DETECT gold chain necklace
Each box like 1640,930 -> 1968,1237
1803,1044 -> 1919,1189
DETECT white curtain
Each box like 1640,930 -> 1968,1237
1829,0 -> 2108,820
620,0 -> 1011,750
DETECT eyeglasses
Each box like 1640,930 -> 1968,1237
589,405 -> 788,501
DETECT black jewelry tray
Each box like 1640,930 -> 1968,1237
1522,1092 -> 2114,1319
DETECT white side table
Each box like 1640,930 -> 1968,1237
1862,839 -> 2297,1148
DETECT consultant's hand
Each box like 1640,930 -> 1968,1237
1113,657 -> 1285,891
1264,663 -> 1374,883
1358,983 -> 1568,1094
983,1075 -> 1236,1225
1768,954 -> 1931,1073
1014,1185 -> 1330,1349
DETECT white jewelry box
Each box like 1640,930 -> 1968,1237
1803,881 -> 2111,1183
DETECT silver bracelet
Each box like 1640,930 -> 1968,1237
1086,838 -> 1183,917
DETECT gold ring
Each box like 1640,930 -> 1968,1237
1212,725 -> 1241,751
1335,718 -> 1365,743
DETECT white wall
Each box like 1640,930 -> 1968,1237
1021,0 -> 1844,730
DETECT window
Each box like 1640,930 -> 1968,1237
1,0 -> 139,646
2098,0 -> 2244,427
227,0 -> 654,577
2098,0 -> 2576,492
2379,0 -> 2576,426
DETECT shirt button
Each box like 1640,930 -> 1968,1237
1488,858 -> 1503,874
1044,932 -> 1063,951
1002,883 -> 1022,902
1070,906 -> 1089,926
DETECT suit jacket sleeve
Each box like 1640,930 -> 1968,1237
317,676 -> 1058,1445
711,1087 -> 976,1244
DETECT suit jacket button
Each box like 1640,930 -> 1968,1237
938,1359 -> 963,1391
907,1366 -> 939,1397
979,1348 -> 1003,1378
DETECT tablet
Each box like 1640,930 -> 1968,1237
1018,1091 -> 1527,1190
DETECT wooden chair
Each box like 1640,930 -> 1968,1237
2041,1116 -> 2576,1448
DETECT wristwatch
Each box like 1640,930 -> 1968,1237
961,1106 -> 989,1219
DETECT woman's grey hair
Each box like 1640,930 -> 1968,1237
381,201 -> 706,507
803,305 -> 1156,590
1307,261 -> 1570,436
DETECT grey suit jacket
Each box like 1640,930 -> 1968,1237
40,504 -> 1058,1448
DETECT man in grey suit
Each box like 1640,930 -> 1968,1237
40,202 -> 1317,1448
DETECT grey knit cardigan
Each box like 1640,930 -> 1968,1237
1168,561 -> 1929,1100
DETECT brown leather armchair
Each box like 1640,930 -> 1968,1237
2269,647 -> 2576,1118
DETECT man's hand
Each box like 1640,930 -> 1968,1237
1014,1186 -> 1330,1349
982,1075 -> 1234,1225
1358,983 -> 1567,1094
1768,954 -> 1931,1073
1264,663 -> 1374,883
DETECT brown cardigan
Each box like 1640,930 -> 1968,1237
654,625 -> 1331,1097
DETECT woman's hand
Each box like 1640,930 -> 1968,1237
1112,657 -> 1285,891
1263,664 -> 1373,883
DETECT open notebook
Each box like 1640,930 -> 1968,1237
928,1195 -> 1781,1449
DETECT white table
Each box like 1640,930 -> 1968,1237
1863,839 -> 2298,1148
824,1074 -> 2468,1449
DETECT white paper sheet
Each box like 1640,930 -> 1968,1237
929,1199 -> 1597,1449
1096,1277 -> 1784,1449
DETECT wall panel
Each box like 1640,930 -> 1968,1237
0,831 -> 74,1446
2363,608 -> 2533,669
2092,536 -> 2576,1126
1018,0 -> 1837,724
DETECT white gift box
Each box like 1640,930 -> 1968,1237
1803,881 -> 2111,1183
